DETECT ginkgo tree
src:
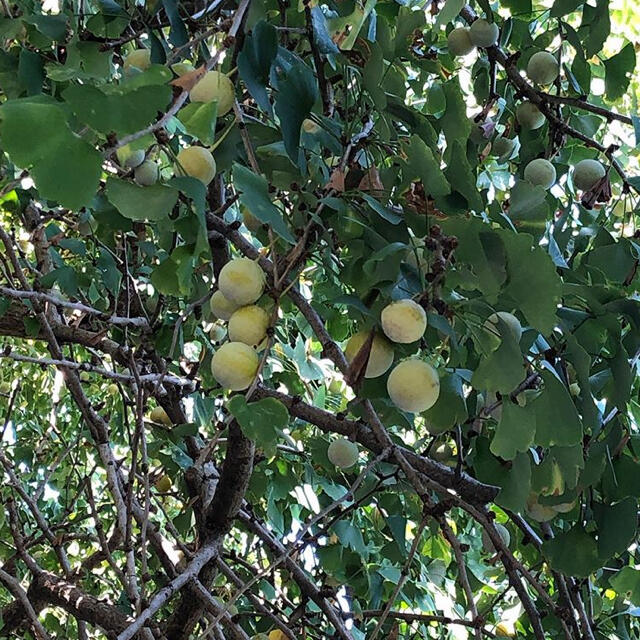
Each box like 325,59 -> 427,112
0,0 -> 639,638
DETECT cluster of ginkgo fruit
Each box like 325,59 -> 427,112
115,50 -> 235,188
448,19 -> 607,195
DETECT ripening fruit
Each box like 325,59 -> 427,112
150,406 -> 172,426
485,311 -> 522,342
495,622 -> 515,638
218,258 -> 265,306
209,290 -> 239,321
190,71 -> 235,115
228,305 -> 270,347
302,118 -> 321,134
492,136 -> 518,162
0,382 -> 11,395
523,158 -> 556,189
155,474 -> 172,492
268,631 -> 287,640
123,49 -> 151,73
134,160 -> 160,186
107,383 -> 119,397
327,438 -> 359,469
387,360 -> 440,413
211,342 -> 259,391
380,299 -> 427,344
116,146 -> 145,169
469,18 -> 499,47
447,27 -> 475,56
481,522 -> 510,553
176,146 -> 216,185
569,382 -> 580,396
572,158 -> 606,191
344,331 -> 394,378
516,101 -> 545,130
527,51 -> 560,85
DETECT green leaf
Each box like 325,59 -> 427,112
435,0 -> 466,28
227,396 -> 289,456
0,100 -> 102,210
604,42 -> 635,101
63,83 -> 171,135
439,80 -> 472,144
238,20 -> 278,114
550,0 -> 583,17
543,527 -> 601,577
471,326 -> 526,394
151,245 -> 196,296
405,135 -> 450,197
490,400 -> 536,460
509,180 -> 550,224
531,370 -> 582,447
582,0 -> 610,59
444,140 -> 483,212
177,101 -> 218,146
274,62 -> 318,163
610,567 -> 640,605
499,230 -> 562,334
594,498 -> 637,559
233,163 -> 294,243
473,439 -> 531,511
311,7 -> 340,55
361,193 -> 402,224
423,372 -> 468,433
105,178 -> 178,222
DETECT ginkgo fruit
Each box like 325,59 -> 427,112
481,522 -> 510,553
572,158 -> 605,191
190,70 -> 235,115
516,101 -> 545,129
176,146 -> 216,185
344,331 -> 394,378
210,290 -> 240,321
387,360 -> 440,413
492,136 -> 518,162
267,631 -> 287,640
155,475 -> 172,492
327,438 -> 359,469
116,145 -> 145,168
150,406 -> 172,426
107,383 -> 119,397
218,258 -> 266,306
211,342 -> 259,391
447,27 -> 475,56
123,49 -> 151,73
380,299 -> 427,344
228,305 -> 270,347
485,311 -> 522,342
523,158 -> 556,189
527,51 -> 559,85
134,160 -> 160,186
469,18 -> 499,47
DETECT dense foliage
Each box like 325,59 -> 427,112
0,0 -> 639,638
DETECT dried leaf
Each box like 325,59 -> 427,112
170,65 -> 207,92
345,329 -> 374,387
